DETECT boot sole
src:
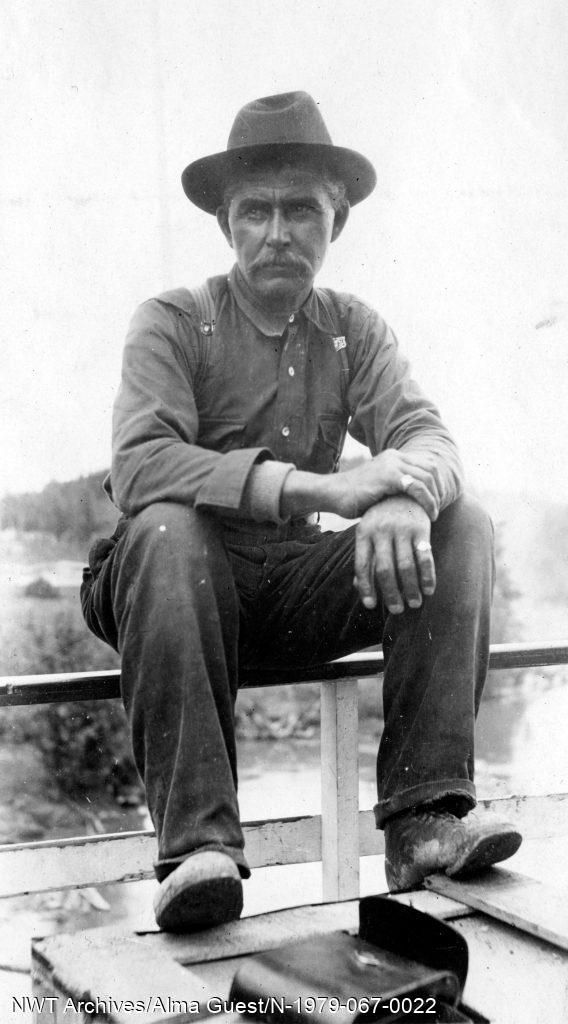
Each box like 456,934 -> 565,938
447,827 -> 522,879
155,875 -> 243,933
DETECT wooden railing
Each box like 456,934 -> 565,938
1,641 -> 567,905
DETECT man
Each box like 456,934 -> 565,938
81,91 -> 521,932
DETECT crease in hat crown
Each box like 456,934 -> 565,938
182,90 -> 376,214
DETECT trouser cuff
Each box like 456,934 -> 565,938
154,843 -> 251,882
374,779 -> 477,829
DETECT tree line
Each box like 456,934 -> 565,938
1,470 -> 118,545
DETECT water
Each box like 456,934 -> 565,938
475,675 -> 568,798
236,673 -> 568,822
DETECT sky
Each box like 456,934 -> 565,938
2,0 -> 568,503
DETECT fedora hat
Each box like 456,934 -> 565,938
182,91 -> 376,214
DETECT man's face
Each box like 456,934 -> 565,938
217,168 -> 345,310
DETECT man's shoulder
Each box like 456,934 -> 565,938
126,278 -> 229,358
315,286 -> 383,335
147,275 -> 228,317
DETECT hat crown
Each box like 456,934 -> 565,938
227,91 -> 333,150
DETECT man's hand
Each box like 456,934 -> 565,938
354,496 -> 436,614
324,449 -> 442,521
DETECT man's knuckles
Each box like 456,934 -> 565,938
396,557 -> 417,577
375,563 -> 397,588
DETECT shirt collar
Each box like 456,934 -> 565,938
228,265 -> 338,337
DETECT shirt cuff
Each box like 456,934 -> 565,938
239,460 -> 296,523
194,448 -> 295,523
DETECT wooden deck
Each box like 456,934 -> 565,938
30,860 -> 568,1024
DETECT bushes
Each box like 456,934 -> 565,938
24,576 -> 60,600
0,592 -> 143,804
38,699 -> 142,802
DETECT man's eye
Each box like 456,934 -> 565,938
289,203 -> 313,217
244,205 -> 267,220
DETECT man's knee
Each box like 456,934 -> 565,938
430,495 -> 495,613
127,503 -> 224,562
435,494 -> 494,554
121,503 -> 235,607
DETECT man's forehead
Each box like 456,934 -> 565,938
229,167 -> 332,200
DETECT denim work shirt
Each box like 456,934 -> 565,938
107,265 -> 463,525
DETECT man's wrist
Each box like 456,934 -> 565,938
280,469 -> 337,518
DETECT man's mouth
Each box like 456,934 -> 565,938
253,256 -> 306,275
254,266 -> 306,284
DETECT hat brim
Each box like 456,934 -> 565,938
181,142 -> 376,213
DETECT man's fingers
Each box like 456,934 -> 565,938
399,475 -> 439,521
354,531 -> 377,609
414,537 -> 436,596
400,456 -> 442,513
394,537 -> 422,608
354,499 -> 435,615
374,538 -> 404,615
401,453 -> 443,499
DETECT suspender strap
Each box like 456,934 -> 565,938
189,282 -> 216,334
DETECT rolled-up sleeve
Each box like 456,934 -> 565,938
109,299 -> 294,521
347,309 -> 464,509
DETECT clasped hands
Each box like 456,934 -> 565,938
330,449 -> 440,614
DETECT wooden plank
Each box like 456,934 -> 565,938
453,911 -> 568,1024
0,669 -> 122,706
125,901 -> 360,956
387,889 -> 472,921
477,791 -> 568,840
2,793 -> 567,900
487,639 -> 568,670
32,932 -> 213,1023
241,814 -> 322,869
426,867 -> 568,952
320,679 -> 360,901
2,640 -> 568,705
0,815 -> 322,898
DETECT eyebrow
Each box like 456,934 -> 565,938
234,193 -> 325,212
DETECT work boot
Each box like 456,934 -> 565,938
384,807 -> 522,892
153,850 -> 243,932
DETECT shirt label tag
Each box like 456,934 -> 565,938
332,336 -> 346,351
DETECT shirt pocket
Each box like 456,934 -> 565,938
197,417 -> 247,453
309,414 -> 347,474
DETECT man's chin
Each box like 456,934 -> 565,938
249,269 -> 311,306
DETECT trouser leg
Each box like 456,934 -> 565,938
238,496 -> 493,828
373,495 -> 494,825
81,503 -> 249,880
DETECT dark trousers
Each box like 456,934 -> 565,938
80,495 -> 494,881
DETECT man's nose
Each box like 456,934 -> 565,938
266,209 -> 291,247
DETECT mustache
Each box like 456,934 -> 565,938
251,253 -> 308,272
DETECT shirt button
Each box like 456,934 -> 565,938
281,426 -> 290,437
288,366 -> 295,377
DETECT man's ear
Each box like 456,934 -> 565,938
216,206 -> 234,248
331,204 -> 349,243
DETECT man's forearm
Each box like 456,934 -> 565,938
280,447 -> 446,523
280,470 -> 343,519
